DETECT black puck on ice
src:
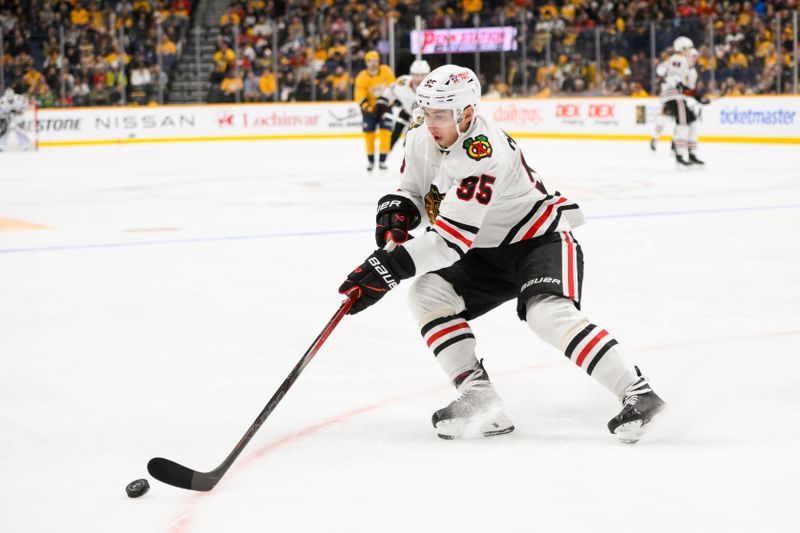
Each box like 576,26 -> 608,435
126,478 -> 150,498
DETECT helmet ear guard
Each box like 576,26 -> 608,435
453,107 -> 467,125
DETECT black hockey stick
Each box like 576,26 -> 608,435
147,295 -> 356,491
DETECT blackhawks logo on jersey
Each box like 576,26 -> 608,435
463,134 -> 492,161
424,184 -> 444,223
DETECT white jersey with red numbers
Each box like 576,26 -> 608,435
656,53 -> 690,102
397,113 -> 585,275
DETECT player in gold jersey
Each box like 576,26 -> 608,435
354,51 -> 395,171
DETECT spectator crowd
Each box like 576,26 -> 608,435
2,0 -> 797,107
1,0 -> 191,106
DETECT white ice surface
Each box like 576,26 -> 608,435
1,138 -> 798,533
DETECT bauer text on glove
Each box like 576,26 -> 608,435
338,248 -> 415,314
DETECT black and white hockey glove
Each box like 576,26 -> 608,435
338,248 -> 415,314
375,194 -> 421,247
373,97 -> 390,118
695,95 -> 710,105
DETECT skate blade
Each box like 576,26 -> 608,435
614,420 -> 645,444
436,413 -> 514,440
613,403 -> 667,444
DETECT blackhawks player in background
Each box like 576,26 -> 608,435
372,59 -> 431,151
0,89 -> 34,152
354,51 -> 395,171
338,65 -> 666,444
653,36 -> 709,167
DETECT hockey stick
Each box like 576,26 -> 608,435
147,295 -> 357,491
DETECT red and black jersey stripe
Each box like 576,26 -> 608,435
432,214 -> 479,256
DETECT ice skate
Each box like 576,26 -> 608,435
379,162 -> 389,170
432,364 -> 514,440
675,154 -> 693,169
688,153 -> 705,166
649,138 -> 656,152
607,367 -> 665,444
366,161 -> 375,171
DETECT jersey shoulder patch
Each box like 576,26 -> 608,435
462,134 -> 493,161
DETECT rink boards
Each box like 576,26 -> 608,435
28,96 -> 800,147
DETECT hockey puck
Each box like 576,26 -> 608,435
126,478 -> 150,498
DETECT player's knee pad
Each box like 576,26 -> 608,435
525,294 -> 589,351
407,273 -> 466,325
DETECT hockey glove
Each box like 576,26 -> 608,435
696,95 -> 710,105
375,194 -> 421,247
359,98 -> 371,113
338,247 -> 415,314
373,97 -> 390,119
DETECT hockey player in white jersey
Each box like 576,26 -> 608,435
681,48 -> 709,165
338,65 -> 665,444
373,59 -> 430,150
654,37 -> 706,167
0,89 -> 34,152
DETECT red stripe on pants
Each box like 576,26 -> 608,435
563,231 -> 575,299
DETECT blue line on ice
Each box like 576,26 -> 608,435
1,203 -> 798,255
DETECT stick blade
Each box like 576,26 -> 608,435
147,457 -> 217,492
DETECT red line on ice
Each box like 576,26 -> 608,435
164,362 -> 557,533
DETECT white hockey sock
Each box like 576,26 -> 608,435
526,295 -> 636,399
420,314 -> 479,384
688,121 -> 699,153
653,114 -> 668,137
562,323 -> 635,399
674,125 -> 689,157
408,273 -> 478,385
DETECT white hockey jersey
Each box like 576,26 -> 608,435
656,53 -> 690,102
683,67 -> 703,115
397,113 -> 585,275
381,75 -> 418,115
685,68 -> 698,90
0,93 -> 27,120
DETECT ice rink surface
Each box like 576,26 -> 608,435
1,137 -> 799,533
